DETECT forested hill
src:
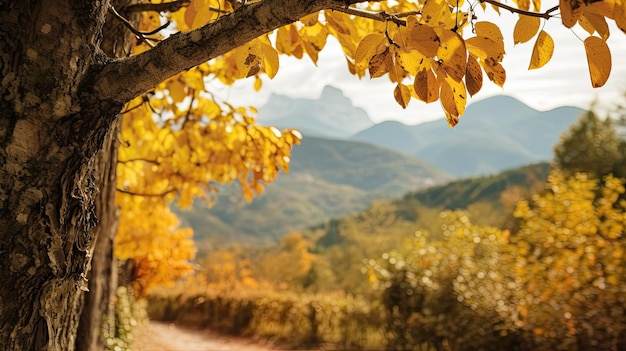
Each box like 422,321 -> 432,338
312,162 -> 551,250
177,136 -> 452,250
400,162 -> 552,210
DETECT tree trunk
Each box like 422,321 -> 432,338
0,2 -> 120,350
75,121 -> 120,351
75,2 -> 138,349
0,0 -> 351,349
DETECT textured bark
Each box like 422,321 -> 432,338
0,1 -> 118,350
0,0 -> 356,350
75,2 -> 137,349
75,122 -> 120,351
93,0 -> 362,104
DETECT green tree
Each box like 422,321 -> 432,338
554,110 -> 626,179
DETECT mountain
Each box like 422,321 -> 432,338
351,95 -> 584,177
176,136 -> 452,249
256,86 -> 374,138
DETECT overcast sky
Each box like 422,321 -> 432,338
209,10 -> 626,125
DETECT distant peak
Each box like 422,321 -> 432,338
320,85 -> 345,99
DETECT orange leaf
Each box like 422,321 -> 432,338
466,55 -> 483,96
480,57 -> 506,86
584,36 -> 612,87
354,33 -> 386,67
414,69 -> 440,103
369,47 -> 392,78
394,84 -> 412,109
579,12 -> 610,40
440,77 -> 466,123
560,0 -> 587,28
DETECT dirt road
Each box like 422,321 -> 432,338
132,321 -> 278,351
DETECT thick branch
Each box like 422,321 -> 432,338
93,0 -> 362,104
480,0 -> 559,19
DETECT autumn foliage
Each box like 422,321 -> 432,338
113,0 -> 626,297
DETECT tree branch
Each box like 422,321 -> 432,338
116,188 -> 176,197
123,0 -> 191,13
329,6 -> 420,26
92,0 -> 363,104
480,0 -> 559,19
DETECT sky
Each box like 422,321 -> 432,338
209,9 -> 626,125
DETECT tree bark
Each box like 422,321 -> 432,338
75,2 -> 138,349
0,1 -> 119,350
0,0 -> 356,350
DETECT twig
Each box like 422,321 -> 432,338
209,6 -> 231,14
123,0 -> 191,13
330,6 -> 421,26
116,188 -> 177,197
480,0 -> 559,19
108,5 -> 170,47
117,158 -> 161,165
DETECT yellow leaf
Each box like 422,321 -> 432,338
581,12 -> 610,39
394,84 -> 412,109
254,76 -> 262,91
513,15 -> 541,44
479,57 -> 506,86
615,1 -> 626,33
465,55 -> 483,96
422,0 -> 453,27
234,43 -> 262,78
440,76 -> 466,123
354,33 -> 386,68
475,21 -> 504,43
414,68 -> 439,103
466,36 -> 504,60
259,42 -> 279,79
276,24 -> 303,59
301,22 -> 328,64
368,47 -> 393,78
435,29 -> 467,82
396,49 -> 430,76
586,0 -> 614,17
584,36 -> 612,87
578,13 -> 596,35
529,30 -> 554,69
300,13 -> 319,26
168,79 -> 187,103
531,0 -> 541,11
405,16 -> 439,57
560,0 -> 587,27
513,0 -> 531,11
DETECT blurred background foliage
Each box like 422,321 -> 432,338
124,102 -> 626,350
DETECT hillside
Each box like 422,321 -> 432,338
351,96 -> 583,177
177,136 -> 452,250
312,162 -> 551,251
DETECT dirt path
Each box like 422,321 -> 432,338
132,321 -> 279,351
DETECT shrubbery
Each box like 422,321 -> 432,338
147,289 -> 386,350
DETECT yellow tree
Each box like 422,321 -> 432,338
507,171 -> 626,349
2,0 -> 626,350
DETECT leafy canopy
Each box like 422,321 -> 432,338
112,0 -> 626,293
